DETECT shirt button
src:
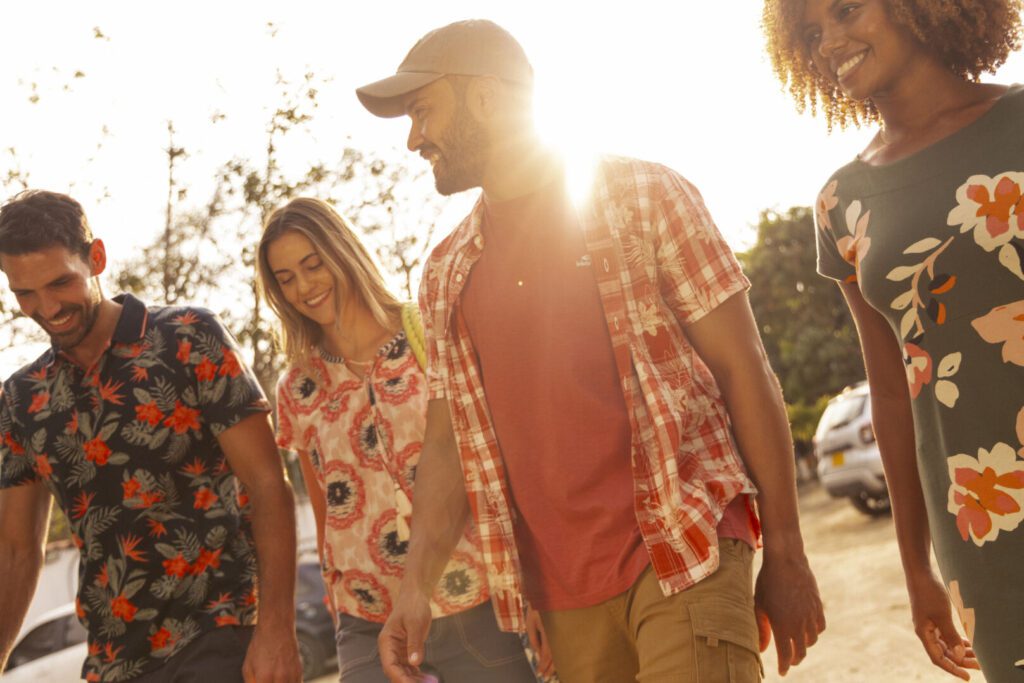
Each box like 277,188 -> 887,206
603,258 -> 610,272
614,317 -> 620,330
473,235 -> 484,249
455,273 -> 464,283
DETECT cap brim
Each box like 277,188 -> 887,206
356,71 -> 444,118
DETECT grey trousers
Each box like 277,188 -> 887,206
336,602 -> 536,683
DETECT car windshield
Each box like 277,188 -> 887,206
819,394 -> 866,433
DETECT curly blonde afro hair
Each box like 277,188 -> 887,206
762,0 -> 1023,129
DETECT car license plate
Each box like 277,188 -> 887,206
832,452 -> 845,466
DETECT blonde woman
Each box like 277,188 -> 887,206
257,198 -> 542,682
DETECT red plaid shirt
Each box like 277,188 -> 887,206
419,156 -> 759,632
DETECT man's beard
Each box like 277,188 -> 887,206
432,106 -> 489,196
36,294 -> 101,351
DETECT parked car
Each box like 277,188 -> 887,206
813,381 -> 891,516
2,603 -> 86,682
3,560 -> 337,682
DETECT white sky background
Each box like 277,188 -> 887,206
3,1 -> 1024,374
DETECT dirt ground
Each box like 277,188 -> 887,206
758,483 -> 968,683
315,482 -> 972,683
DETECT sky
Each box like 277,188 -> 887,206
3,0 -> 1024,373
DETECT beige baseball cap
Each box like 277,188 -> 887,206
356,19 -> 534,119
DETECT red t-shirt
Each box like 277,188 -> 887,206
461,178 -> 752,611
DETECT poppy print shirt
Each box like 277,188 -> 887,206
276,331 -> 489,623
0,294 -> 270,682
420,156 -> 759,632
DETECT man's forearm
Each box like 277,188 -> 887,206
0,544 -> 45,671
719,354 -> 805,551
248,480 -> 298,630
401,423 -> 470,597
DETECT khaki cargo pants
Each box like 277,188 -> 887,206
540,539 -> 763,683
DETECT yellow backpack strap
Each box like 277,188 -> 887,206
401,302 -> 427,371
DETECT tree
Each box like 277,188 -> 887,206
112,71 -> 450,401
739,207 -> 865,443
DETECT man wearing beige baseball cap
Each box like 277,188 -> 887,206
358,19 -> 826,683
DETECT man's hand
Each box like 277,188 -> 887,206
754,550 -> 826,676
907,571 -> 978,680
525,607 -> 555,678
379,590 -> 433,682
242,623 -> 303,683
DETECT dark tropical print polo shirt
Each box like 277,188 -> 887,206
0,294 -> 270,682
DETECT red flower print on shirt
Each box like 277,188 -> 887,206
119,534 -> 147,562
214,614 -> 240,626
146,519 -> 168,537
219,349 -> 242,378
135,402 -> 164,427
148,628 -> 174,652
35,455 -> 53,478
139,491 -> 163,507
28,392 -> 50,414
84,437 -> 112,466
176,339 -> 192,364
193,487 -> 219,510
110,594 -> 138,622
72,491 -> 95,519
163,554 -> 190,578
195,357 -> 217,382
95,378 -> 126,406
122,478 -> 142,500
191,547 -> 222,575
2,432 -> 24,455
174,311 -> 200,326
65,411 -> 79,434
103,642 -> 124,663
164,402 -> 200,434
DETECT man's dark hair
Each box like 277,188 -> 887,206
0,190 -> 94,262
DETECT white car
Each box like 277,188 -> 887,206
2,603 -> 86,682
813,381 -> 891,516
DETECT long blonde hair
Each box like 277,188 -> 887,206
257,197 -> 402,363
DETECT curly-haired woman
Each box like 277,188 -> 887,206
764,1 -> 1024,680
256,197 -> 550,682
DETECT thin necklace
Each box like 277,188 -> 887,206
318,346 -> 374,366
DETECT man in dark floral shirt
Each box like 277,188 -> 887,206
0,190 -> 302,682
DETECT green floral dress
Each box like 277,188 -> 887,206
815,84 -> 1024,682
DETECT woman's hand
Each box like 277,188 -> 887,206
907,570 -> 978,680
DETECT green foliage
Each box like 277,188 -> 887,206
110,72 -> 448,400
786,394 -> 832,450
740,207 -> 865,409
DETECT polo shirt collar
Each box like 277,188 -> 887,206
111,293 -> 149,344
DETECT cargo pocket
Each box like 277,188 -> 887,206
688,600 -> 764,682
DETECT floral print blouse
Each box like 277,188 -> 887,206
276,331 -> 489,623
